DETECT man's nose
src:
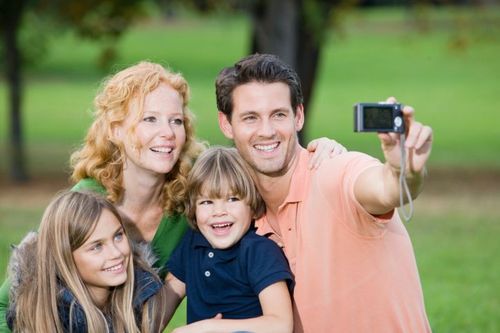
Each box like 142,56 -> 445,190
258,119 -> 277,137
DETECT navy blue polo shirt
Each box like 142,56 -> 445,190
167,228 -> 293,324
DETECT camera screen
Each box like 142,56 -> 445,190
363,106 -> 393,130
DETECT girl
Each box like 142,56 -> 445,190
6,191 -> 167,333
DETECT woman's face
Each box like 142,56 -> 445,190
72,209 -> 131,305
115,83 -> 187,177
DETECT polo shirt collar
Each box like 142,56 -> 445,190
281,147 -> 310,205
191,228 -> 254,261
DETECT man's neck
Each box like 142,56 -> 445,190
254,145 -> 302,216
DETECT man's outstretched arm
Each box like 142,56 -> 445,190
354,98 -> 433,215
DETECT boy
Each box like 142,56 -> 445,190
164,146 -> 293,333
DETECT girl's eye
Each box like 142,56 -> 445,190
170,118 -> 184,126
114,231 -> 124,242
90,243 -> 102,252
228,196 -> 240,202
143,116 -> 157,123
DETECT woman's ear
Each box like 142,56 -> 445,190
109,123 -> 122,143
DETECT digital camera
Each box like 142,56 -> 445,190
354,103 -> 405,133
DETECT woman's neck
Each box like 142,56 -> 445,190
118,168 -> 166,242
120,173 -> 164,211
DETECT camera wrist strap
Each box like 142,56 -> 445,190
399,133 -> 414,222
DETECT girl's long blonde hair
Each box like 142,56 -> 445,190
71,61 -> 205,213
11,191 -> 166,333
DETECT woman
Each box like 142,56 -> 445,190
6,190 -> 167,333
70,61 -> 205,276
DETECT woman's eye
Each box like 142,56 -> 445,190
143,116 -> 156,122
170,118 -> 184,126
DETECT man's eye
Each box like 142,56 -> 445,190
242,115 -> 257,122
274,112 -> 287,119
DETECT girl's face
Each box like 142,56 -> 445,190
72,209 -> 131,305
195,190 -> 253,249
115,83 -> 187,177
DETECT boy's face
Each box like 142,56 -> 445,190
218,81 -> 304,177
195,192 -> 253,249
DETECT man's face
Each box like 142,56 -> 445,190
218,81 -> 304,177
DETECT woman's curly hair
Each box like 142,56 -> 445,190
70,61 -> 206,214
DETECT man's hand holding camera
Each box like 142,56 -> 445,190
378,97 -> 433,177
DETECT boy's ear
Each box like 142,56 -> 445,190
218,112 -> 234,140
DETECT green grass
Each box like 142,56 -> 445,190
407,203 -> 500,332
1,6 -> 500,332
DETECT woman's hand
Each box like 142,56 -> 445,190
307,137 -> 347,169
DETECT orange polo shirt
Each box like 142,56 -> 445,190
255,148 -> 431,333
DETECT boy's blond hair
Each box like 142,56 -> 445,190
185,146 -> 265,230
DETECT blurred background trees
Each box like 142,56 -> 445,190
1,0 -> 497,182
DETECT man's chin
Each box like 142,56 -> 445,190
252,162 -> 288,177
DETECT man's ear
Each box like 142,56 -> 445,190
218,111 -> 234,140
295,104 -> 305,132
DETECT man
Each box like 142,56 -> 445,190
215,53 -> 432,332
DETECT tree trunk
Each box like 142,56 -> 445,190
1,0 -> 28,182
250,0 -> 329,144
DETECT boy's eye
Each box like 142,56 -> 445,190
198,199 -> 213,205
228,196 -> 240,202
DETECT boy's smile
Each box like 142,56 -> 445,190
195,194 -> 253,249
